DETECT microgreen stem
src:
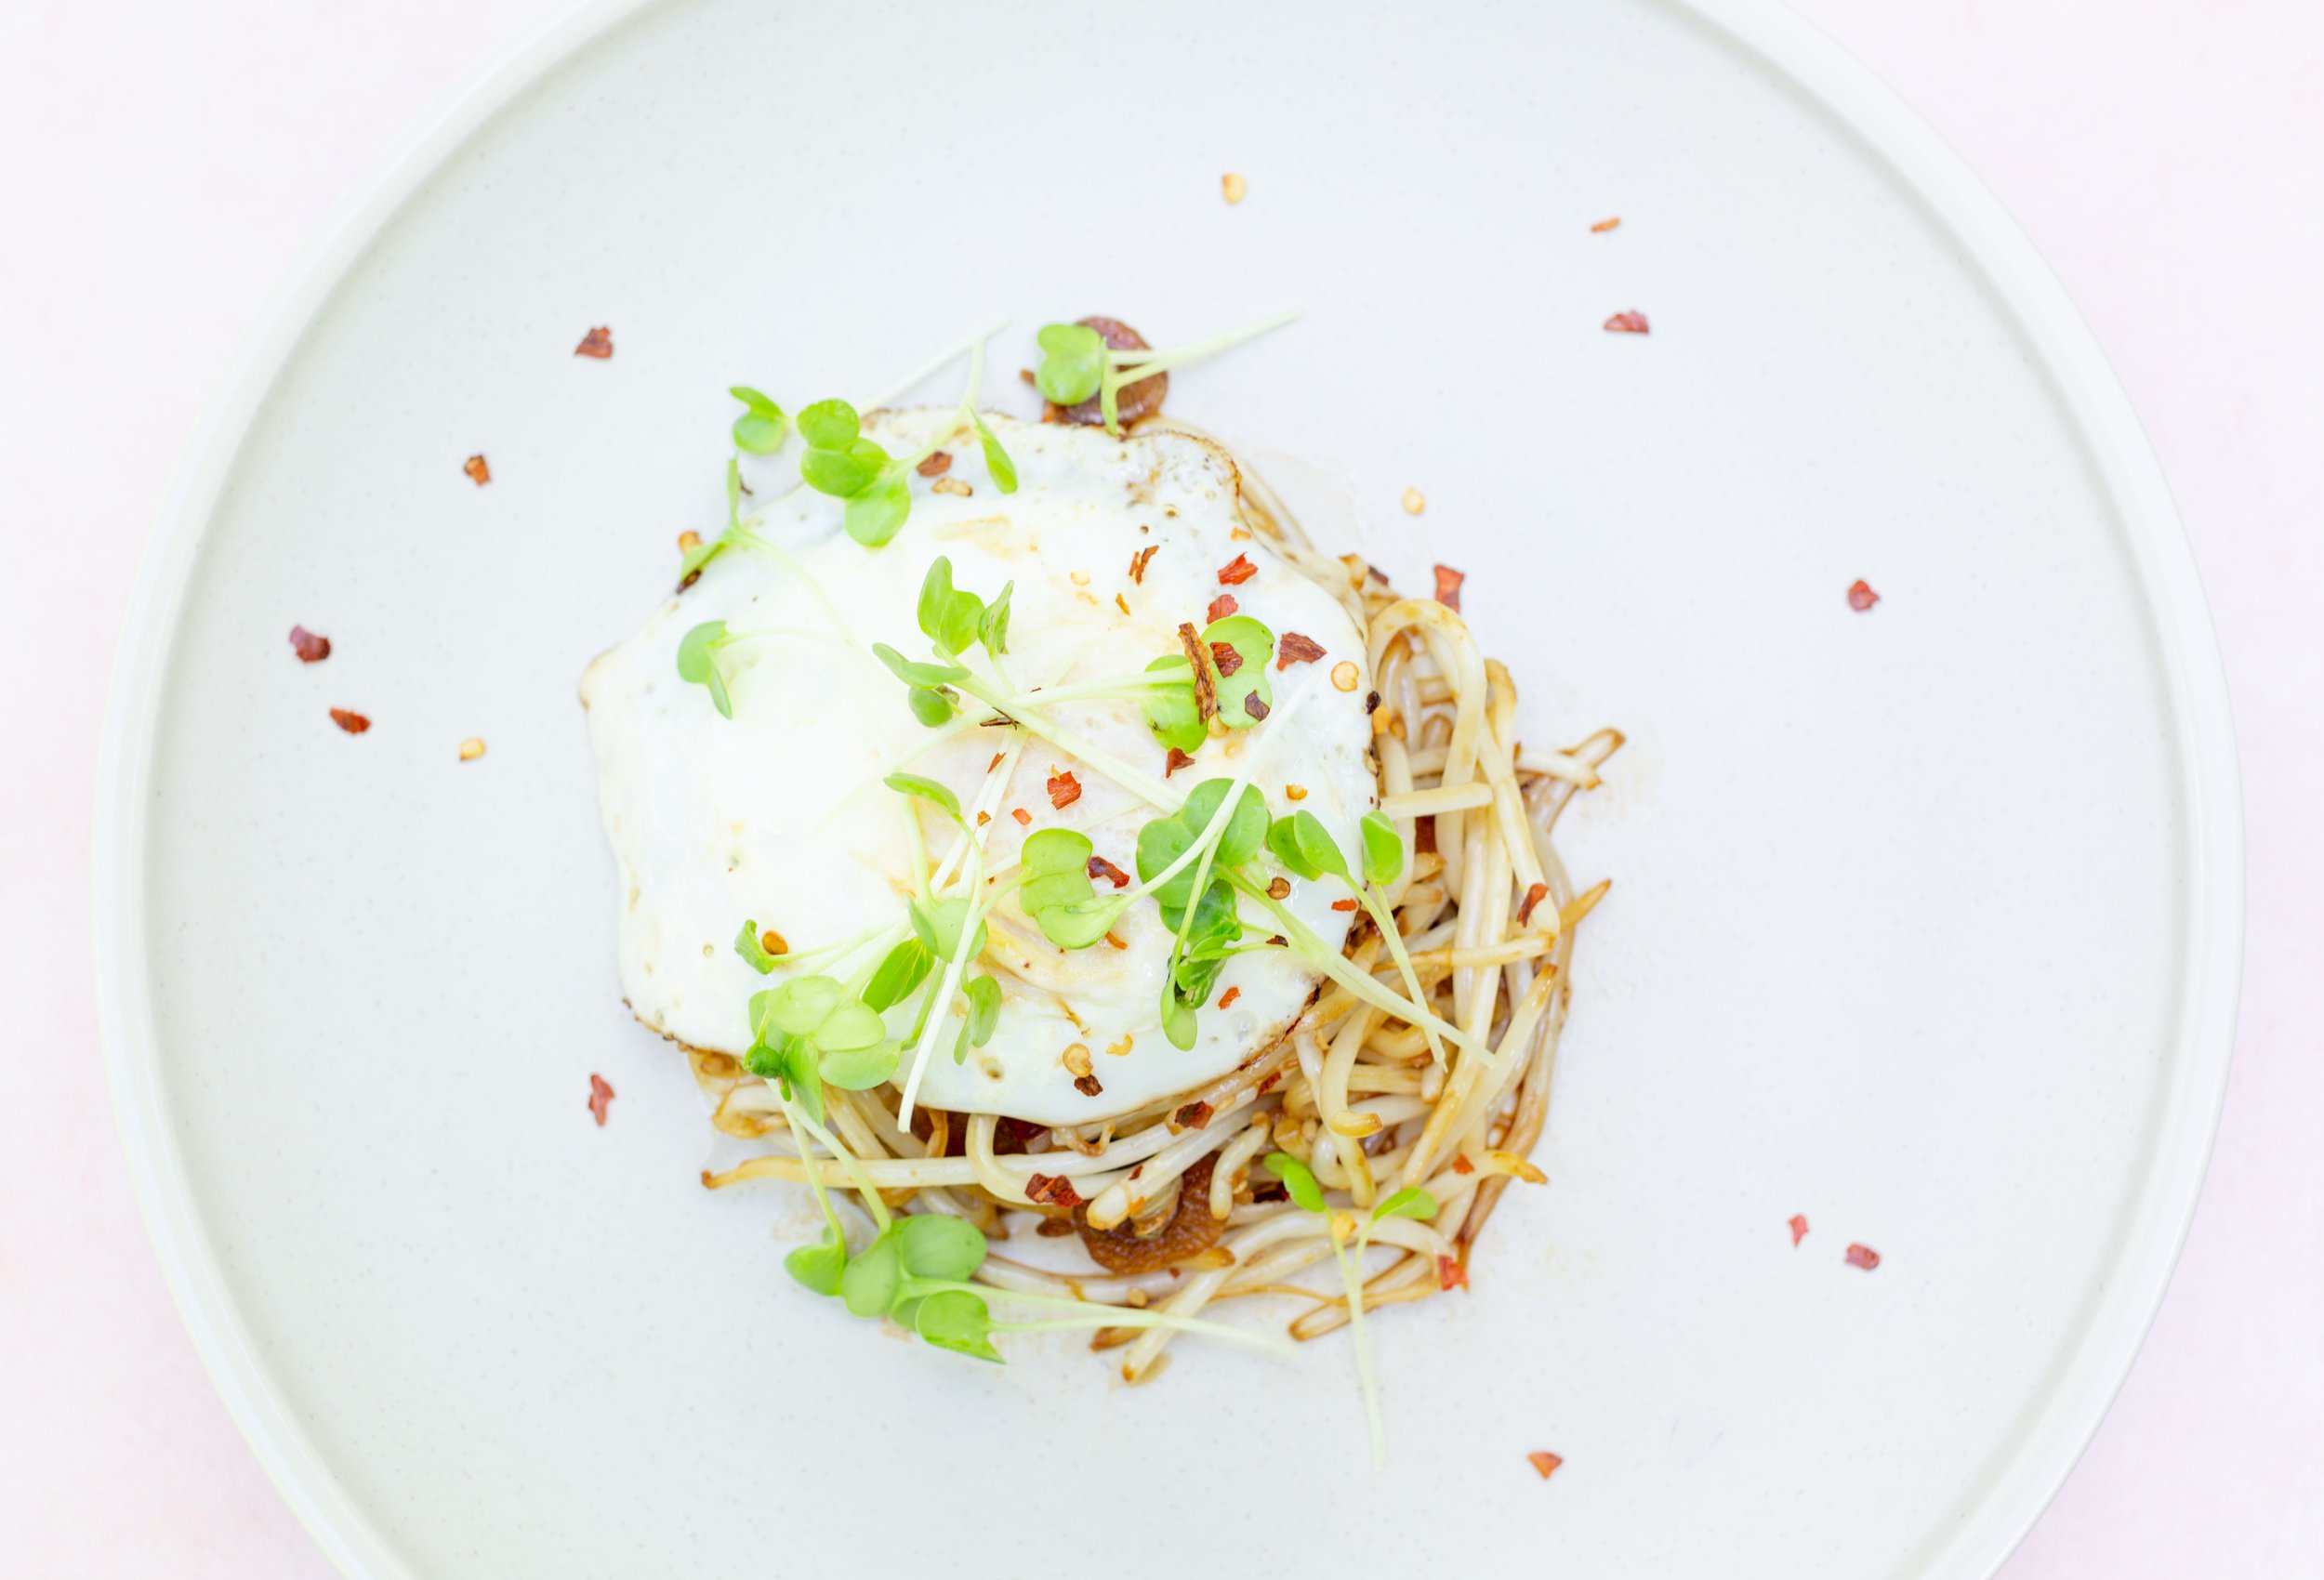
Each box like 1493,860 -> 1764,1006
914,1282 -> 1293,1359
1231,876 -> 1491,1062
787,1100 -> 891,1231
1355,882 -> 1444,1067
1168,680 -> 1317,965
775,1090 -> 850,1245
1107,309 -> 1300,380
952,678 -> 1180,812
997,677 -> 1195,708
761,921 -> 891,972
863,317 -> 1011,412
900,796 -> 933,904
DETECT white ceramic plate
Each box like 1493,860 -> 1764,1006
98,1 -> 2241,1575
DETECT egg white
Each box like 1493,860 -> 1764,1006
581,411 -> 1376,1125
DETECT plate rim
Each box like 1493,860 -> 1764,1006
93,2 -> 2246,1575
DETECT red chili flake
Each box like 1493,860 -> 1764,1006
1011,808 -> 1032,826
1103,931 -> 1129,951
1208,593 -> 1238,624
463,454 -> 492,486
587,1073 -> 614,1126
987,752 -> 1004,772
1848,579 -> 1881,612
1074,1073 -> 1103,1098
1433,563 -> 1466,612
1526,1451 -> 1565,1481
1517,882 -> 1549,926
1047,770 -> 1082,810
1414,818 -> 1438,854
288,625 -> 331,664
574,325 -> 614,358
1591,216 -> 1621,233
1217,553 -> 1257,586
1329,898 -> 1358,913
1129,545 -> 1159,584
1603,310 -> 1650,335
1451,1154 -> 1475,1175
1024,1172 -> 1084,1208
1209,640 -> 1244,678
328,708 -> 370,735
1437,1255 -> 1469,1291
1275,631 -> 1326,670
1256,1069 -> 1285,1095
1164,747 -> 1195,776
1019,368 -> 1037,386
917,450 -> 953,478
1172,1100 -> 1213,1131
1845,1243 -> 1882,1271
1218,986 -> 1242,1009
1087,855 -> 1130,889
1789,1214 -> 1810,1246
1243,693 -> 1269,721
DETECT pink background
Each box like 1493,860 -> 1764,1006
2,1 -> 2316,1573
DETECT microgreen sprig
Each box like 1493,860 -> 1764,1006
1033,309 -> 1301,434
1263,1152 -> 1438,1466
783,1206 -> 1292,1365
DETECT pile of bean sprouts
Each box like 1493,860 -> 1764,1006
692,422 -> 1618,1381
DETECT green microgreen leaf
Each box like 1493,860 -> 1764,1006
1167,879 -> 1240,1009
1136,779 -> 1269,919
914,1289 -> 1003,1363
816,1034 -> 900,1091
884,771 -> 963,826
1266,810 -> 1349,883
1202,613 -> 1275,729
909,897 -> 988,962
803,438 -> 891,501
838,1232 -> 901,1318
764,976 -> 846,1037
798,399 -> 861,452
1139,655 -> 1206,754
1370,1187 -> 1439,1224
906,685 -> 957,727
675,620 -> 734,718
1360,810 -> 1406,887
1019,828 -> 1095,914
863,938 -> 934,1011
741,1015 -> 824,1128
1263,1152 -> 1327,1214
981,580 -> 1012,657
734,916 -> 779,974
895,1214 -> 988,1282
730,386 -> 788,454
845,473 -> 911,546
784,1227 -> 847,1296
970,410 -> 1018,494
951,973 -> 1002,1064
871,641 -> 969,690
917,557 -> 987,656
1034,323 -> 1105,406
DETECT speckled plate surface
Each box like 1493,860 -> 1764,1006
97,1 -> 2241,1575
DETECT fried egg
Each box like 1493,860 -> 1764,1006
582,411 -> 1375,1125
